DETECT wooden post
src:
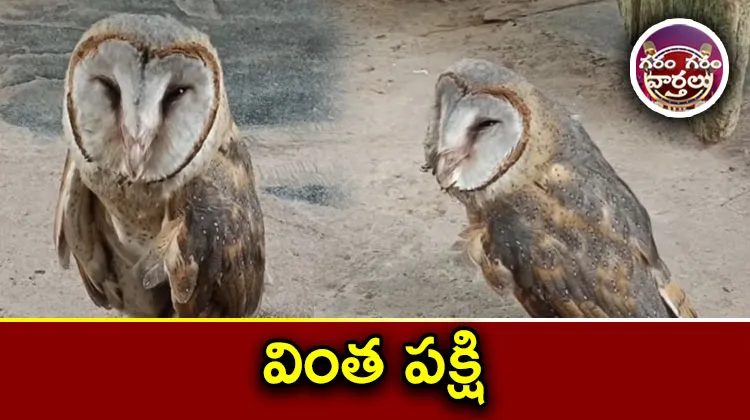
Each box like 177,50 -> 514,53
616,0 -> 750,144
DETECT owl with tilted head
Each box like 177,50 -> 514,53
422,58 -> 697,318
54,14 -> 266,317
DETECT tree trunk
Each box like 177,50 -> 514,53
616,0 -> 750,144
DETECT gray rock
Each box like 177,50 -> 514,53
0,0 -> 339,134
0,79 -> 64,134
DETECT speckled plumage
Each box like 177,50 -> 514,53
54,14 -> 265,317
423,58 -> 697,318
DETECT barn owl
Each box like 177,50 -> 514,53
422,58 -> 697,318
54,13 -> 266,317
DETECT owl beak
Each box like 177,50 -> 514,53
122,132 -> 154,181
436,148 -> 469,189
125,143 -> 147,180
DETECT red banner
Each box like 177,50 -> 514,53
0,321 -> 746,419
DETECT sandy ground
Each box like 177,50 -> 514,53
1,0 -> 749,318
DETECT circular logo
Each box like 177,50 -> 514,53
630,18 -> 729,119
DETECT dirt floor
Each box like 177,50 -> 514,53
1,0 -> 749,318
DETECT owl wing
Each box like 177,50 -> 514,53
54,151 -> 112,309
631,238 -> 698,318
147,182 -> 265,318
579,146 -> 698,318
512,139 -> 698,318
523,234 -> 697,318
478,228 -> 679,318
511,232 -> 621,318
456,221 -> 602,317
143,139 -> 266,318
467,190 -> 697,317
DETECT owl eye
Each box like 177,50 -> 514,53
161,85 -> 191,114
473,118 -> 501,132
94,76 -> 121,109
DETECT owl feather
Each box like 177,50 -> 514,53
55,14 -> 266,318
425,58 -> 698,318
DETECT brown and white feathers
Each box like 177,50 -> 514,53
54,13 -> 265,317
423,58 -> 697,318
